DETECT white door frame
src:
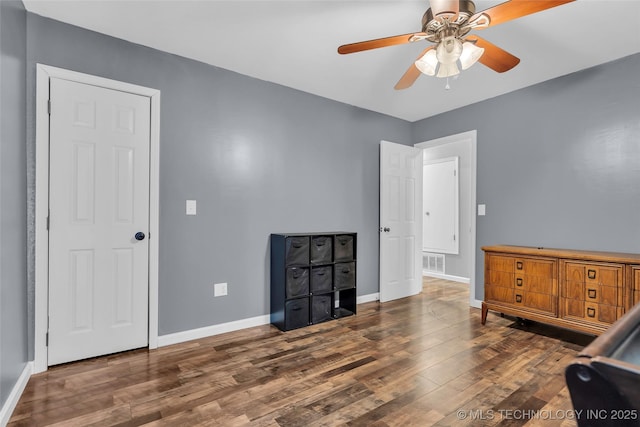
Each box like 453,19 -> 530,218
34,64 -> 161,373
415,130 -> 480,308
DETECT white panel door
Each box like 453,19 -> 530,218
48,78 -> 150,365
423,157 -> 459,254
379,141 -> 422,303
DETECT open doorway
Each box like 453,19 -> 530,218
415,130 -> 479,308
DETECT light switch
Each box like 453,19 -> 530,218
478,204 -> 486,216
186,200 -> 197,215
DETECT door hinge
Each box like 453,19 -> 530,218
454,169 -> 457,176
453,234 -> 456,241
47,99 -> 52,115
46,215 -> 50,230
46,332 -> 49,346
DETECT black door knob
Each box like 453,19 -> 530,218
135,232 -> 146,241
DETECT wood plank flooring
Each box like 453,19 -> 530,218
9,278 -> 594,426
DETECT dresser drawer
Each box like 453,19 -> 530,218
515,258 -> 555,277
525,292 -> 554,313
515,275 -> 554,294
486,285 -> 514,304
584,302 -> 619,325
489,270 -> 514,287
565,262 -> 622,287
584,283 -> 618,306
489,255 -> 514,273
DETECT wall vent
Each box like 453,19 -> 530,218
423,252 -> 445,274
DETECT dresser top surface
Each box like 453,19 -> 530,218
482,245 -> 640,264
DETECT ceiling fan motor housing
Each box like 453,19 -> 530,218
422,0 -> 476,42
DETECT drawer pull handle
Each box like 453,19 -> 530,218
516,278 -> 523,287
587,307 -> 596,318
587,269 -> 597,280
587,289 -> 597,299
515,295 -> 522,303
516,261 -> 523,270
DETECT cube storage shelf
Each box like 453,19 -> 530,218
270,232 -> 357,331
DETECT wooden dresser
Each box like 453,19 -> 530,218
482,245 -> 640,335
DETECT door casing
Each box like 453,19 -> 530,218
34,64 -> 161,373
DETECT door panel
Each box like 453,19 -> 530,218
48,78 -> 150,365
422,157 -> 458,254
379,141 -> 422,303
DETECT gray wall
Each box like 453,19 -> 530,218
412,53 -> 640,300
421,139 -> 473,279
25,14 -> 412,342
0,0 -> 28,407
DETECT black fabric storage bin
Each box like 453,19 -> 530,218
310,236 -> 332,264
311,266 -> 333,293
334,262 -> 356,290
285,298 -> 309,330
311,295 -> 333,323
286,267 -> 309,298
334,235 -> 354,261
285,236 -> 309,266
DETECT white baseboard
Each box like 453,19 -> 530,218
470,298 -> 483,309
357,293 -> 379,304
157,315 -> 271,347
423,271 -> 470,284
0,361 -> 33,427
158,294 -> 382,348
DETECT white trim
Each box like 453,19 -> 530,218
357,293 -> 380,304
157,294 -> 380,347
422,271 -> 470,284
0,362 -> 33,426
415,130 -> 478,309
470,299 -> 482,309
157,315 -> 271,347
34,64 -> 161,372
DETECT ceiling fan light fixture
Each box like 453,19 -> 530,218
460,41 -> 484,70
436,36 -> 462,64
415,49 -> 438,76
436,62 -> 460,78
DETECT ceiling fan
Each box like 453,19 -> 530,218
337,0 -> 575,90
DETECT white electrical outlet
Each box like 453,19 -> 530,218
214,282 -> 228,297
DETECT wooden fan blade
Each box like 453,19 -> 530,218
338,33 -> 426,54
430,0 -> 459,19
394,46 -> 435,90
467,35 -> 520,73
478,0 -> 575,28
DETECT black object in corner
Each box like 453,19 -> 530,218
270,232 -> 357,331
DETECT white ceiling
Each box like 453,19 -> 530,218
23,0 -> 640,122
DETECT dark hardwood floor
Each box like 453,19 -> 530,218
9,278 -> 594,426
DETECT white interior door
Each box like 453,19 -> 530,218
48,78 -> 151,365
423,157 -> 459,254
379,141 -> 423,303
